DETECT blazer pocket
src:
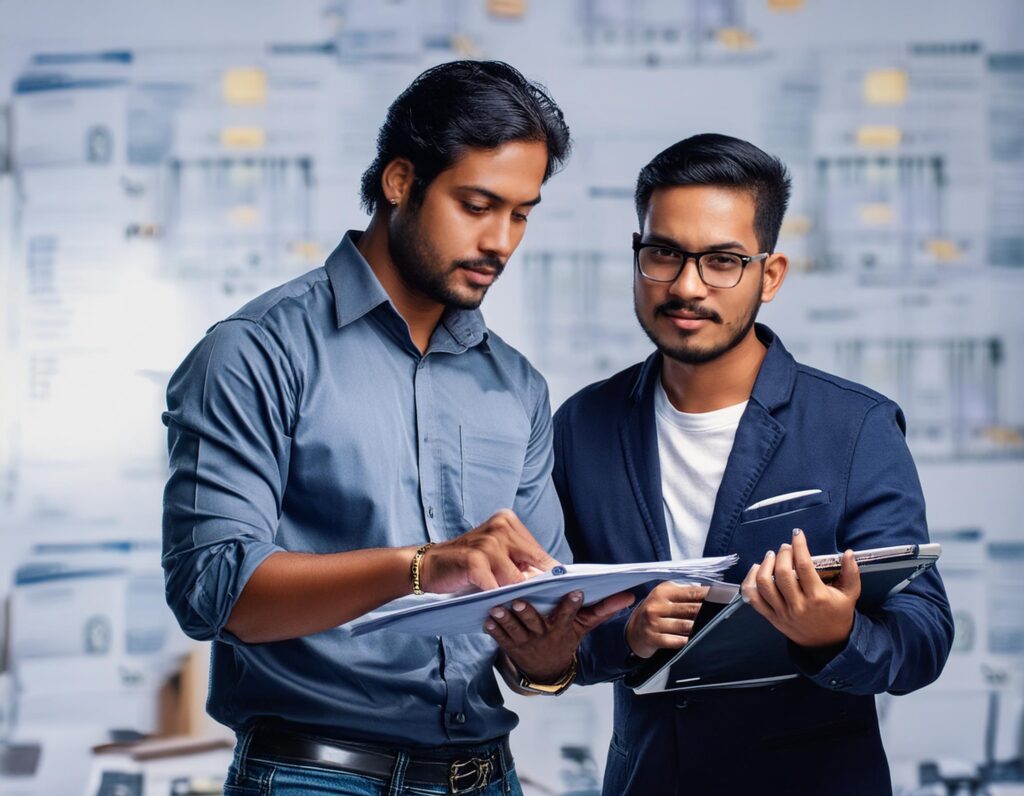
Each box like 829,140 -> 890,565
459,428 -> 526,526
740,489 -> 831,524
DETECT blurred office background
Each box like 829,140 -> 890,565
0,0 -> 1022,793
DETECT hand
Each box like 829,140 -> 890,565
625,582 -> 710,659
418,509 -> 560,594
740,528 -> 861,649
485,590 -> 636,682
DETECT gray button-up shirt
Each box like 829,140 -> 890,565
162,231 -> 569,746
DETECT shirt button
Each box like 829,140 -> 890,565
675,699 -> 689,709
829,679 -> 839,688
453,712 -> 466,724
428,506 -> 435,519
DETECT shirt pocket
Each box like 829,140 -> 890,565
740,489 -> 832,525
459,427 -> 527,527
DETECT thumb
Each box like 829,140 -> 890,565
836,550 -> 861,599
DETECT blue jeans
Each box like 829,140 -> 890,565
224,726 -> 524,796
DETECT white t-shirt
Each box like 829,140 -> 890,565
654,380 -> 747,561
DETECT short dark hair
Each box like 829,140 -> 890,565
360,60 -> 571,213
634,133 -> 791,253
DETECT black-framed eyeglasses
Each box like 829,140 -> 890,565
632,239 -> 768,288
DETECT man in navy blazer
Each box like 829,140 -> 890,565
552,134 -> 954,795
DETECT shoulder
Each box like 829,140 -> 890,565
554,360 -> 648,429
789,361 -> 906,435
484,328 -> 550,411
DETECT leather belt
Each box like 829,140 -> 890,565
246,725 -> 510,794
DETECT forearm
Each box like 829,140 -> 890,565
226,546 -> 416,643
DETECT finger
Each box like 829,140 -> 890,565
652,617 -> 694,637
510,599 -> 552,635
659,600 -> 704,620
773,543 -> 802,608
645,633 -> 689,651
489,551 -> 527,588
467,552 -> 500,592
790,528 -> 822,597
484,616 -> 514,647
575,591 -> 635,631
546,591 -> 584,628
742,563 -> 775,619
663,582 -> 711,603
499,511 -> 560,571
489,605 -> 531,644
755,550 -> 784,613
836,549 -> 861,599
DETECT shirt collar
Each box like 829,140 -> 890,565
325,231 -> 391,329
325,230 -> 490,351
629,323 -> 796,412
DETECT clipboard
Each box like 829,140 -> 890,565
626,543 -> 942,695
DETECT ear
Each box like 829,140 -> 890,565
760,252 -> 788,304
381,157 -> 415,207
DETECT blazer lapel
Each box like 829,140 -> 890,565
620,354 -> 671,561
702,403 -> 785,560
703,324 -> 796,561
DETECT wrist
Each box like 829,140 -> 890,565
409,542 -> 435,595
508,653 -> 578,695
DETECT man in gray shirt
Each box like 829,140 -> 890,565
162,61 -> 630,795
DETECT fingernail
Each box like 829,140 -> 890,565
484,621 -> 496,631
491,608 -> 506,619
512,601 -> 526,612
766,550 -> 775,558
571,591 -> 583,602
781,544 -> 791,551
792,528 -> 802,537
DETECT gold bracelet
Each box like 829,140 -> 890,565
411,542 -> 435,595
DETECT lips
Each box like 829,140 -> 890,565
460,265 -> 498,287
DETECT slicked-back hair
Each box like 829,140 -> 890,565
634,134 -> 792,253
360,60 -> 571,214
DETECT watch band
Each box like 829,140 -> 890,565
514,653 -> 578,696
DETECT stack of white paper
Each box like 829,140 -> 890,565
348,556 -> 738,637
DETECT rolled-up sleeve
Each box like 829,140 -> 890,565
162,319 -> 298,641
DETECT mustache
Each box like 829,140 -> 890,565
655,299 -> 722,324
454,256 -> 505,275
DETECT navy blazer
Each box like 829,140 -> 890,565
553,325 -> 953,796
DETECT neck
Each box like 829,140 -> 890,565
660,326 -> 767,413
357,213 -> 445,353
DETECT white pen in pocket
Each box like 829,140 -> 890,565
745,488 -> 822,511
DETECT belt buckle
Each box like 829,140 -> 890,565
449,756 -> 491,794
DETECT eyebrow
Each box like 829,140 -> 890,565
458,185 -> 542,207
642,232 -> 749,252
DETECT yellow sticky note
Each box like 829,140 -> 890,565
488,0 -> 527,18
857,203 -> 895,226
864,69 -> 908,106
220,127 -> 266,150
290,240 -> 325,262
716,27 -> 757,50
925,238 -> 963,263
856,125 -> 902,149
227,205 -> 261,228
222,68 -> 268,106
451,33 -> 482,58
782,215 -> 812,237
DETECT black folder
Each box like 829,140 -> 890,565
625,543 -> 942,695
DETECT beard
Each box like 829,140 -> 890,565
387,207 -> 504,311
635,277 -> 762,365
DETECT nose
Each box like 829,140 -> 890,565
478,214 -> 515,261
668,255 -> 709,300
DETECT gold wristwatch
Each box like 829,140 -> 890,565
512,653 -> 578,695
